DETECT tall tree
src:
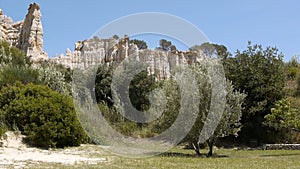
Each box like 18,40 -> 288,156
95,64 -> 114,106
155,61 -> 245,157
225,42 -> 285,143
185,62 -> 245,157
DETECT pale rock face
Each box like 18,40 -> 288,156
0,9 -> 23,47
1,3 -> 204,79
0,3 -> 47,62
18,3 -> 47,61
0,24 -> 4,40
55,36 -> 196,79
54,37 -> 117,69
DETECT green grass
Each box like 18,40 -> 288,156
29,147 -> 300,169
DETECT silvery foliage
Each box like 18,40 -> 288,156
182,59 -> 246,143
37,63 -> 71,94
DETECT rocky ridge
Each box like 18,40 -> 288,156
1,3 -> 205,79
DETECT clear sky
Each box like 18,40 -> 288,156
1,0 -> 299,61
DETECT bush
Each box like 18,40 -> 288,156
0,41 -> 31,67
0,65 -> 39,87
37,62 -> 71,94
287,67 -> 297,80
115,122 -> 138,136
0,41 -> 39,88
0,82 -> 88,148
0,111 -> 7,138
132,127 -> 156,138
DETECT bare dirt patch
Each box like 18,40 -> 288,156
0,131 -> 109,168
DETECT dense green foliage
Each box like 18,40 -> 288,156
129,70 -> 157,112
0,112 -> 7,137
0,41 -> 39,87
0,65 -> 40,87
94,60 -> 246,156
95,61 -> 158,136
176,63 -> 245,156
285,56 -> 299,80
265,99 -> 300,132
0,42 -> 86,148
93,40 -> 291,154
0,83 -> 88,148
0,41 -> 31,67
0,41 -> 72,94
95,65 -> 114,106
0,37 -> 298,156
222,42 -> 286,143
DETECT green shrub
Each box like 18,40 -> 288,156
0,110 -> 7,138
98,103 -> 122,124
0,83 -> 88,148
115,122 -> 138,136
0,65 -> 39,87
37,62 -> 71,94
287,67 -> 297,80
0,41 -> 31,67
132,127 -> 156,138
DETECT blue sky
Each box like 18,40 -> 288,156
1,0 -> 299,61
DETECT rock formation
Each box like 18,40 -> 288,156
0,3 -> 47,62
18,3 -> 48,61
0,9 -> 23,47
54,36 -> 202,79
1,3 -> 205,79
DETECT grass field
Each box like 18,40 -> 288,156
30,147 -> 300,169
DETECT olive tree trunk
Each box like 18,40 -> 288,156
192,142 -> 201,156
207,138 -> 215,157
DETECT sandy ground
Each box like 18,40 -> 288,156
0,131 -> 108,168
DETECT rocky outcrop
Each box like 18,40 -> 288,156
17,3 -> 47,61
1,3 -> 204,78
0,9 -> 23,47
0,3 -> 47,62
54,36 -> 202,79
53,37 -> 117,69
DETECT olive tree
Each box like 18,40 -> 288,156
154,60 -> 245,156
185,62 -> 246,156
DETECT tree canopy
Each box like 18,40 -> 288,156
224,42 -> 286,142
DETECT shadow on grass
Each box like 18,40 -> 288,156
261,153 -> 300,157
159,152 -> 228,158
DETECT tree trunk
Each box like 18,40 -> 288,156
207,138 -> 215,157
192,142 -> 201,156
